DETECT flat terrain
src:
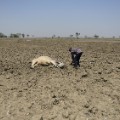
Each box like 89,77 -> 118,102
0,38 -> 120,120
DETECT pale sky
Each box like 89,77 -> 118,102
0,0 -> 120,38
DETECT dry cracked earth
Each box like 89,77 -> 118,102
0,38 -> 120,120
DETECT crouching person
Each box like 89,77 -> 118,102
69,47 -> 83,69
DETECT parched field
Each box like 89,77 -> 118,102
0,38 -> 120,120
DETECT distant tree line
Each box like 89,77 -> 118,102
69,33 -> 100,39
69,32 -> 80,39
0,32 -> 30,38
0,33 -> 7,38
1,32 -> 119,39
94,34 -> 99,39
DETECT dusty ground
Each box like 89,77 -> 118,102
0,38 -> 120,120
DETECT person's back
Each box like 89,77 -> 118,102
69,48 -> 82,54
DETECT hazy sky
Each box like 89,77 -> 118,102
0,0 -> 120,37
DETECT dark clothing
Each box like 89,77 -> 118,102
69,48 -> 83,68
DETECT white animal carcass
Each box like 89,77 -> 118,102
31,56 -> 57,68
